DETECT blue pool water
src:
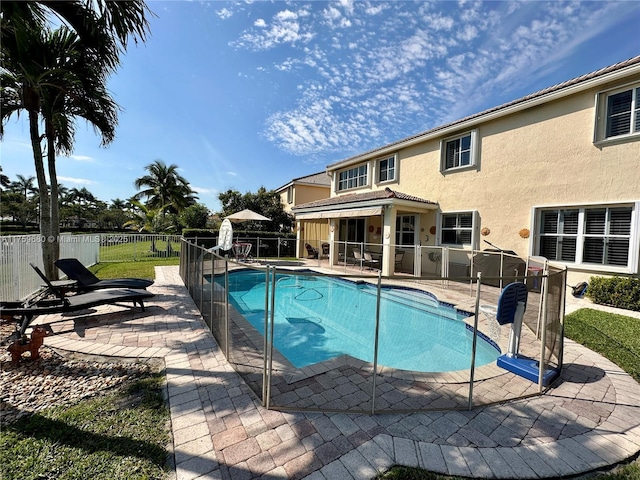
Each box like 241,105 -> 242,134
218,270 -> 500,372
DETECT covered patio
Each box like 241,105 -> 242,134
293,187 -> 439,276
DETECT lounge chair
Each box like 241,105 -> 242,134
55,258 -> 154,291
1,264 -> 155,337
304,243 -> 318,259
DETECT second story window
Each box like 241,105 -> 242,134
441,130 -> 477,172
287,185 -> 293,204
595,83 -> 640,143
606,86 -> 640,138
378,156 -> 396,183
338,164 -> 368,191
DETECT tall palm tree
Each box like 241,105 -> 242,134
0,1 -> 150,277
134,160 -> 198,214
0,25 -> 114,277
0,2 -> 151,75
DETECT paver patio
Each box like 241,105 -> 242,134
30,265 -> 640,480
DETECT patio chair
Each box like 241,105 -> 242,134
321,243 -> 330,259
1,264 -> 155,338
353,250 -> 363,268
364,252 -> 380,270
394,251 -> 404,271
55,258 -> 154,291
305,243 -> 318,259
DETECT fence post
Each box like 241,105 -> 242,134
266,266 -> 276,410
262,266 -> 270,406
468,273 -> 482,410
371,271 -> 382,415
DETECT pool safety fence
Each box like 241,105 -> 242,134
181,238 -> 566,414
185,236 -> 297,261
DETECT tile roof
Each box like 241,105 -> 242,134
328,55 -> 640,169
275,171 -> 331,192
292,187 -> 437,210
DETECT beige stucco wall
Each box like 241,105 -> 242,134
329,73 -> 640,280
294,184 -> 330,207
398,79 -> 640,257
280,184 -> 330,214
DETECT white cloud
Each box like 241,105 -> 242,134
58,176 -> 94,185
216,7 -> 233,20
226,171 -> 237,177
66,154 -> 94,162
192,186 -> 218,196
233,7 -> 314,50
229,1 -> 637,157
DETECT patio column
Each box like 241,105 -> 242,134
381,206 -> 397,276
328,218 -> 337,267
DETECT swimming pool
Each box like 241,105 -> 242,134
219,270 -> 500,373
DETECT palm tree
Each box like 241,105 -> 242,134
0,167 -> 10,191
0,1 -> 151,278
134,160 -> 198,214
0,25 -> 114,277
0,2 -> 151,75
11,175 -> 37,200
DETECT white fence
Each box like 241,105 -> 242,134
1,234 -> 100,301
0,233 -> 181,301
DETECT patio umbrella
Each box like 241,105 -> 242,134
225,209 -> 271,223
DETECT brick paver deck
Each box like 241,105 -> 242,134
33,266 -> 640,480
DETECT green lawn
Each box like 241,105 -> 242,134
0,373 -> 171,480
563,308 -> 640,383
89,257 -> 180,280
376,308 -> 640,480
99,238 -> 180,262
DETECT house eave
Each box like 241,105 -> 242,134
328,60 -> 640,171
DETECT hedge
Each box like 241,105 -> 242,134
587,276 -> 640,312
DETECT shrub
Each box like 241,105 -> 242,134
587,276 -> 640,311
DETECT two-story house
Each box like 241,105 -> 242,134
275,171 -> 331,256
292,55 -> 640,284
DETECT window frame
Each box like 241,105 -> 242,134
440,130 -> 478,172
439,211 -> 478,248
594,82 -> 640,145
337,163 -> 369,192
376,154 -> 397,184
395,214 -> 416,246
533,202 -> 639,273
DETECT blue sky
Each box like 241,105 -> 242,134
2,1 -> 639,211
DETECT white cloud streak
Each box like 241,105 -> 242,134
58,176 -> 94,185
226,1 -> 638,157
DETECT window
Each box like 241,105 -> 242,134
441,131 -> 477,171
286,185 -> 293,204
395,215 -> 415,246
441,212 -> 474,246
536,205 -> 634,269
338,164 -> 368,191
595,84 -> 640,142
377,156 -> 396,183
